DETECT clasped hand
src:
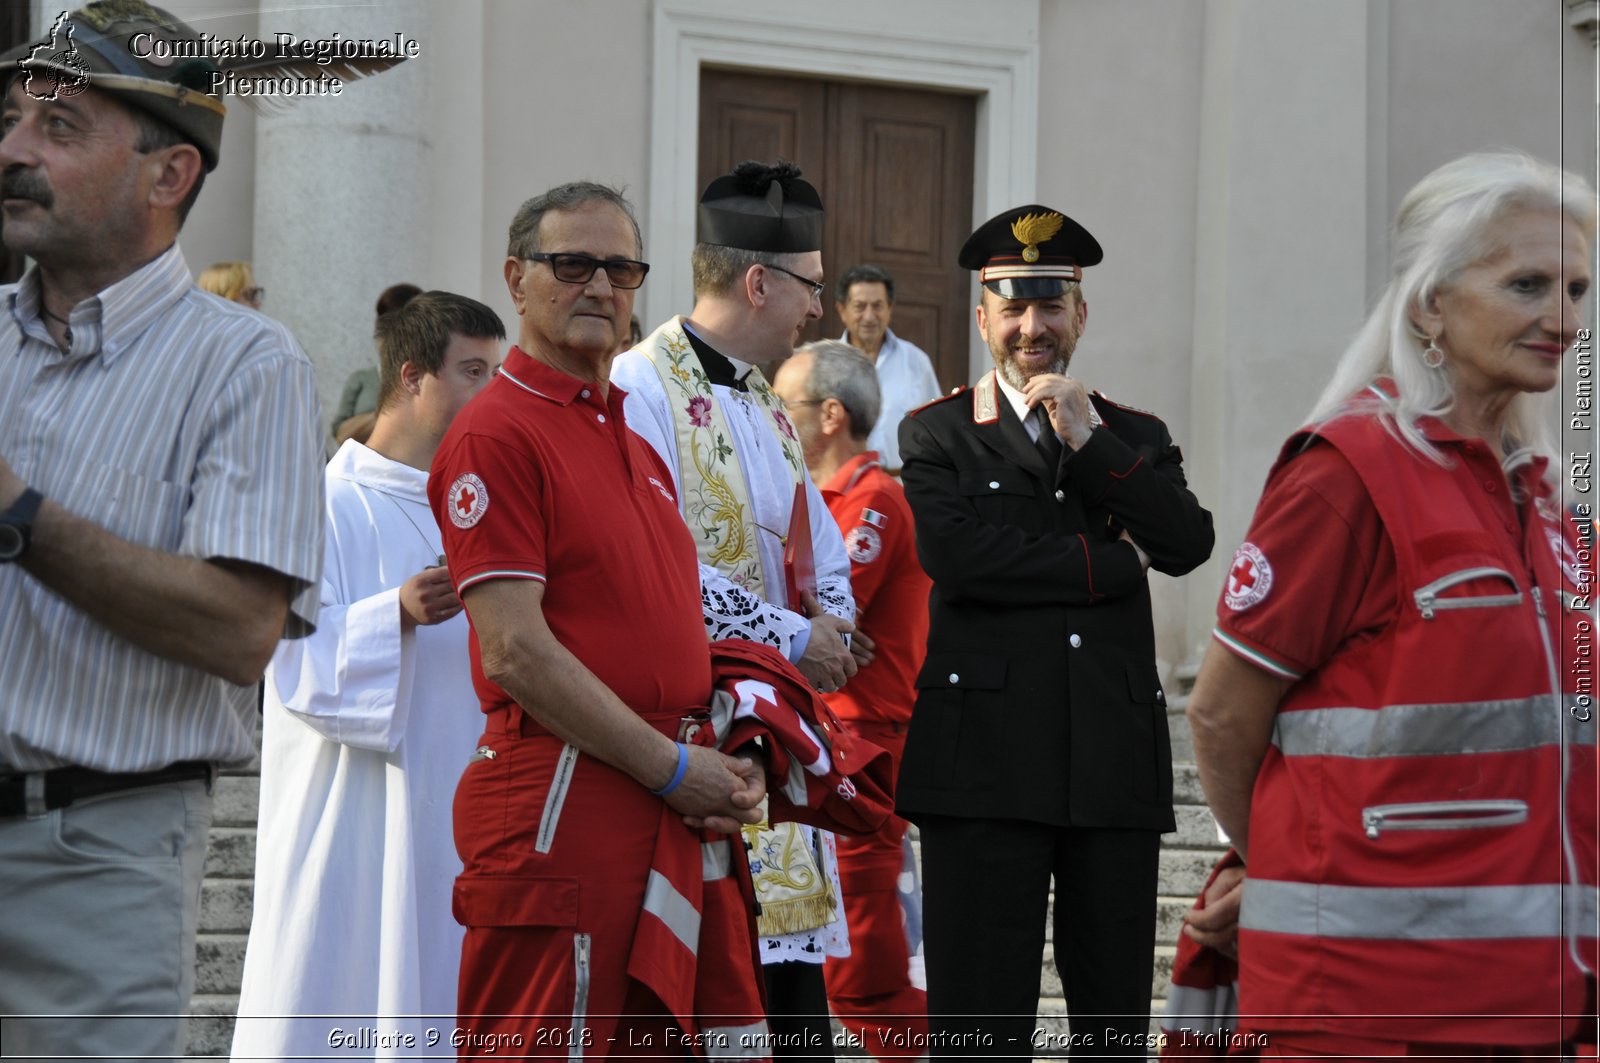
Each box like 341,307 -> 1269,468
670,744 -> 767,834
1023,373 -> 1095,450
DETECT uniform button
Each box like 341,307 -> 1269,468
1157,690 -> 1166,703
948,673 -> 960,684
1069,634 -> 1082,648
989,481 -> 1000,490
597,413 -> 607,423
581,388 -> 591,398
1482,479 -> 1497,493
1055,489 -> 1065,502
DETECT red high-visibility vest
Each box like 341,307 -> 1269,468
1240,391 -> 1597,1045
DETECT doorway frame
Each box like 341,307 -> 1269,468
644,0 -> 1040,367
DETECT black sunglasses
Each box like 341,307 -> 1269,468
527,252 -> 650,290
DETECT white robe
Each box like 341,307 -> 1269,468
232,441 -> 480,1058
612,344 -> 853,963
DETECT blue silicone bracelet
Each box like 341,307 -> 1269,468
651,742 -> 689,797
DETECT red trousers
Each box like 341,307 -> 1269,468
824,719 -> 927,1061
453,723 -> 764,1059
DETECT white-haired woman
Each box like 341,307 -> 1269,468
1185,151 -> 1596,1058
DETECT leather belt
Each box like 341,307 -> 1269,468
0,760 -> 211,818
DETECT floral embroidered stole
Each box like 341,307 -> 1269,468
637,317 -> 837,937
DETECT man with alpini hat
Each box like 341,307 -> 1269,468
0,3 -> 329,1056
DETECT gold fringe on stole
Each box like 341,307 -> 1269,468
742,816 -> 838,937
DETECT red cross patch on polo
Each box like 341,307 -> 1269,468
845,525 -> 882,564
448,473 -> 489,529
1224,542 -> 1273,611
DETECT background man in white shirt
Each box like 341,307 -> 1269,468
836,264 -> 942,476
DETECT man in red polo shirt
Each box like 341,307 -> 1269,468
772,340 -> 931,1059
430,182 -> 769,1055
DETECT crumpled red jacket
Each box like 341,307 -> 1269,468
708,639 -> 894,836
1160,848 -> 1249,1059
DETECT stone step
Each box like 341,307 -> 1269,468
211,773 -> 260,827
203,826 -> 255,879
1155,895 -> 1195,945
193,933 -> 248,997
1167,803 -> 1222,849
1173,761 -> 1205,805
1159,846 -> 1228,900
201,877 -> 254,934
184,992 -> 239,1058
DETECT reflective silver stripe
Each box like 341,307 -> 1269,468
1272,696 -> 1597,758
570,932 -> 590,1061
1161,981 -> 1238,1033
1242,879 -> 1600,940
642,870 -> 700,954
536,744 -> 580,854
702,840 -> 732,881
703,1022 -> 770,1060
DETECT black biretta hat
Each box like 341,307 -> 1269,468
959,204 -> 1102,299
698,160 -> 824,253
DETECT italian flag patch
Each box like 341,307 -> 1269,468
861,508 -> 887,528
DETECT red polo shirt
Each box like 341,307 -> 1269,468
429,346 -> 710,722
820,452 -> 930,726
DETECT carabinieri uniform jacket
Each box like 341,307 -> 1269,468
895,371 -> 1214,830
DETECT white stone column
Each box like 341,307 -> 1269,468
252,0 -> 432,435
1182,0 -> 1379,661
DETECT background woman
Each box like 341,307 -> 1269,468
197,260 -> 263,308
1186,151 -> 1596,1058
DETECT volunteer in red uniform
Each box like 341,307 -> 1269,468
773,341 -> 931,1059
431,182 -> 769,1056
1187,151 -> 1598,1059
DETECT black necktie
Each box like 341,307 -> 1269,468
1035,405 -> 1062,467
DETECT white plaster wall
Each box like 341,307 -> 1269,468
481,0 -> 653,342
1386,0 -> 1596,225
1037,0 -> 1209,675
173,0 -> 258,277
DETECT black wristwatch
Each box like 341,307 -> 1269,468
0,487 -> 43,563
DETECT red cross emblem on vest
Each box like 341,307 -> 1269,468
1224,542 -> 1272,611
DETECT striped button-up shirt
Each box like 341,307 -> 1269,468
0,244 -> 324,772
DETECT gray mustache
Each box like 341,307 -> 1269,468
0,171 -> 52,208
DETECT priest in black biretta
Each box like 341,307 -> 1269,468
610,158 -> 862,1059
698,160 -> 825,253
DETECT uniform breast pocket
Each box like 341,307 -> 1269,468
958,468 -> 1036,527
71,465 -> 188,548
911,652 -> 1008,787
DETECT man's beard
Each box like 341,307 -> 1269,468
996,350 -> 1069,390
